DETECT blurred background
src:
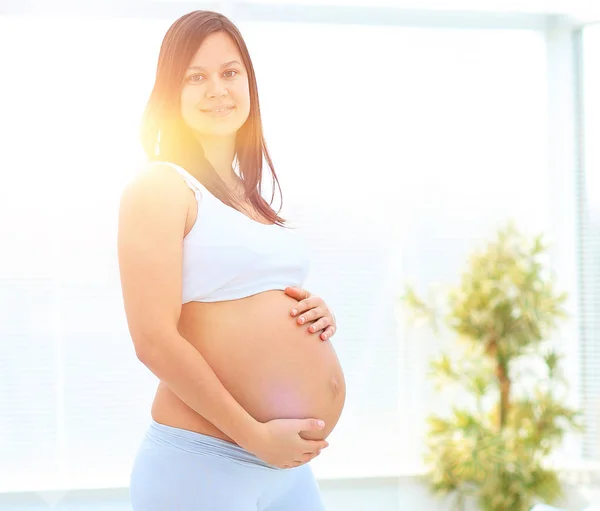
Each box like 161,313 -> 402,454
0,0 -> 599,510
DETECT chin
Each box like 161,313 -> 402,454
196,120 -> 247,139
214,127 -> 243,138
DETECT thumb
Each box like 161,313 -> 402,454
300,418 -> 325,431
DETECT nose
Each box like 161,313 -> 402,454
206,80 -> 228,100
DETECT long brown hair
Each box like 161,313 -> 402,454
140,10 -> 286,226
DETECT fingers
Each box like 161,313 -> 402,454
301,439 -> 329,452
282,448 -> 324,468
284,287 -> 305,300
285,287 -> 312,302
300,450 -> 322,462
296,306 -> 326,325
299,444 -> 327,462
307,317 -> 330,333
298,451 -> 321,461
320,325 -> 336,341
290,296 -> 321,317
279,438 -> 328,469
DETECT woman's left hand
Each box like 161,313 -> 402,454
284,287 -> 337,341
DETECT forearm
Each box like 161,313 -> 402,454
136,333 -> 261,449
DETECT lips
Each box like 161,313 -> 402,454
201,105 -> 235,113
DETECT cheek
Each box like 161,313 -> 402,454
180,89 -> 198,121
233,83 -> 251,120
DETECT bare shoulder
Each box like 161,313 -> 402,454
120,161 -> 191,204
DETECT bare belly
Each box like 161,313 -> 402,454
151,290 -> 346,443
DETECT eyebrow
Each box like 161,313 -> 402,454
186,60 -> 242,72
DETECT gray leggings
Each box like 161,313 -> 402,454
129,419 -> 326,510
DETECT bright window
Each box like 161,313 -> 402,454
0,15 -> 557,492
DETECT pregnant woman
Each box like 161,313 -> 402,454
117,9 -> 346,511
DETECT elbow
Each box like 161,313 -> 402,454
132,328 -> 174,364
134,340 -> 155,364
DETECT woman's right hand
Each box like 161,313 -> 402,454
247,418 -> 330,468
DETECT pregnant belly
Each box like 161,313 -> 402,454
151,290 -> 346,442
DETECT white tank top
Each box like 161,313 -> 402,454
151,161 -> 311,303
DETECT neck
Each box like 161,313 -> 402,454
196,133 -> 238,186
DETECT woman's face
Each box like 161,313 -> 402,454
180,31 -> 251,139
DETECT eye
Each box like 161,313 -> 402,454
223,69 -> 239,78
187,74 -> 204,83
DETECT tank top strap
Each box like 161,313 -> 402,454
151,161 -> 209,198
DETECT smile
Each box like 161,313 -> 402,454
201,105 -> 235,117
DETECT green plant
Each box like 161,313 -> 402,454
401,221 -> 583,511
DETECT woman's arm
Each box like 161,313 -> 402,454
137,328 -> 262,446
117,164 -> 260,445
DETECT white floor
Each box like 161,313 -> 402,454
0,476 -> 596,510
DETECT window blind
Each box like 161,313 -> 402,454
579,24 -> 600,461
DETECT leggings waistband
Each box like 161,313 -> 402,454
146,419 -> 280,470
